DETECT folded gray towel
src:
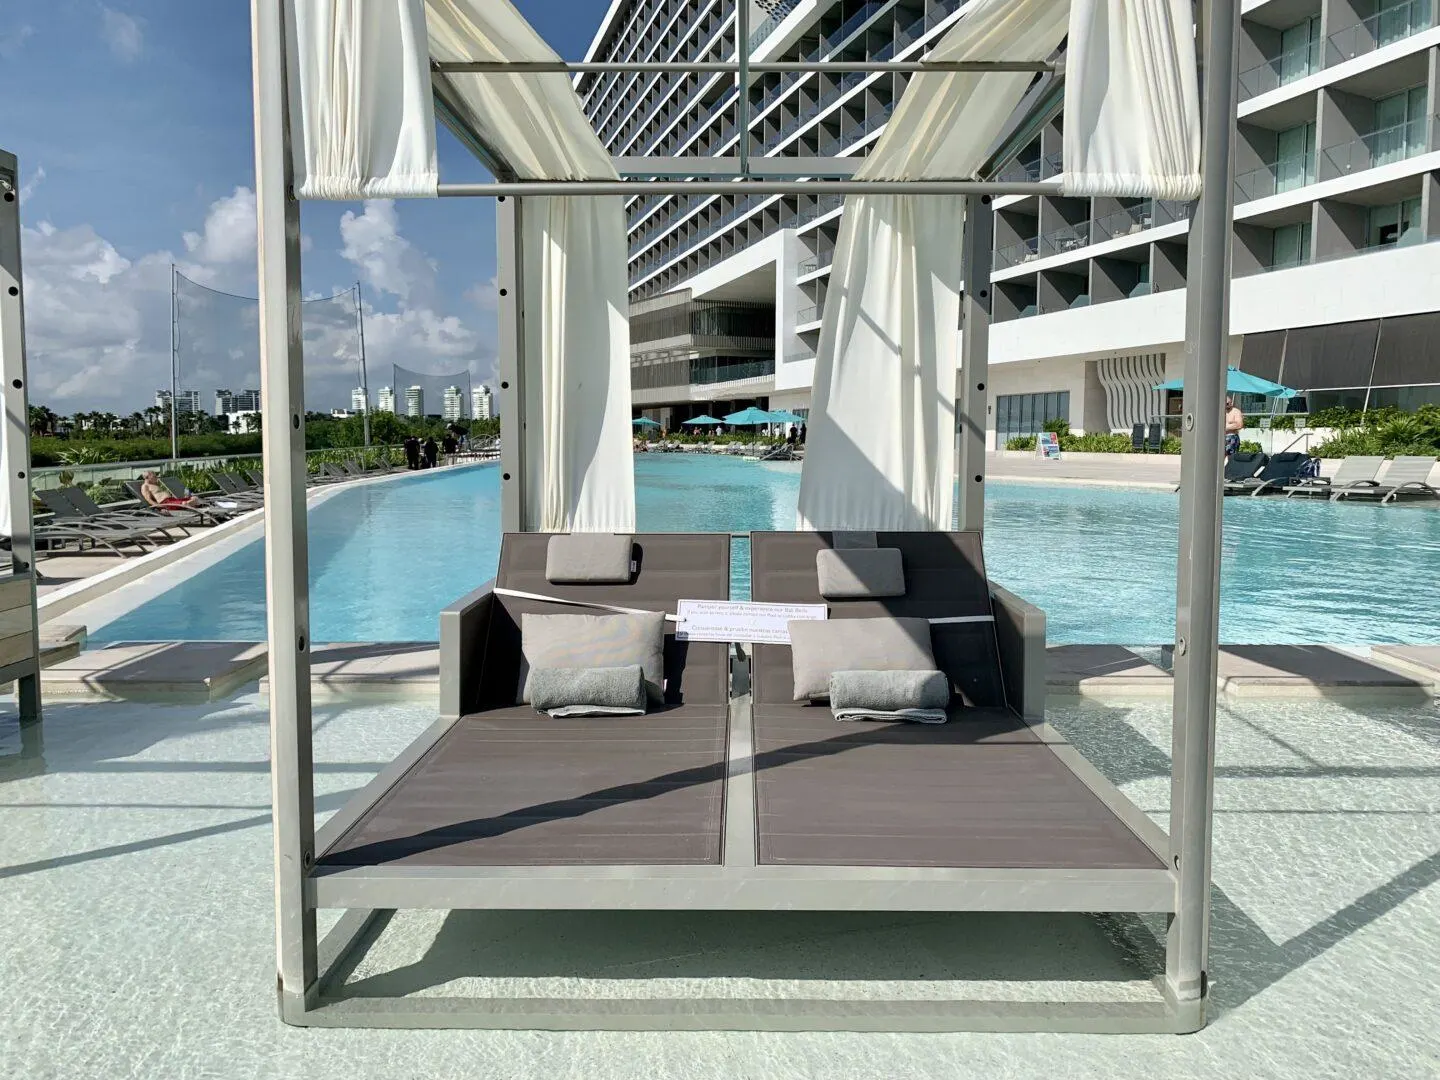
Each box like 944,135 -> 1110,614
829,668 -> 950,724
529,665 -> 647,718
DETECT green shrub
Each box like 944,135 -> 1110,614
1268,414 -> 1296,431
1063,431 -> 1133,453
1005,435 -> 1036,451
1239,440 -> 1262,454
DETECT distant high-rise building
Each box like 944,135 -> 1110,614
214,389 -> 233,416
471,384 -> 493,420
351,387 -> 369,414
174,390 -> 202,416
231,388 -> 260,412
155,389 -> 172,411
404,386 -> 424,418
442,386 -> 464,422
377,386 -> 395,414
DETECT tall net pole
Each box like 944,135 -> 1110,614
355,281 -> 370,447
169,263 -> 179,460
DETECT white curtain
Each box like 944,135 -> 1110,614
1063,0 -> 1202,200
286,0 -> 439,198
285,0 -> 635,531
797,0 -> 1200,530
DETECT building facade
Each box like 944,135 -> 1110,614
472,384 -> 494,420
442,385 -> 464,422
377,386 -> 396,414
581,0 -> 1440,443
351,387 -> 369,414
404,386 -> 424,418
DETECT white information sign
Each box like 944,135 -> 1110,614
674,599 -> 828,645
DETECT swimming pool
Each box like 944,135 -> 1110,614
90,456 -> 1440,645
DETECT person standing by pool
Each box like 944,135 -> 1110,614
1224,397 -> 1244,459
423,436 -> 439,469
403,436 -> 420,470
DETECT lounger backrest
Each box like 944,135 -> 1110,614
472,532 -> 732,710
749,531 -> 1007,710
160,476 -> 189,498
1381,455 -> 1438,484
1257,451 -> 1308,481
1131,423 -> 1145,448
64,487 -> 115,517
212,474 -> 239,494
36,489 -> 80,518
1224,451 -> 1265,482
1330,456 -> 1385,483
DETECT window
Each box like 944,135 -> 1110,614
1372,86 -> 1427,165
1272,222 -> 1312,269
1275,121 -> 1316,192
1368,197 -> 1423,248
1376,0 -> 1431,48
994,391 -> 1071,447
1278,16 -> 1320,84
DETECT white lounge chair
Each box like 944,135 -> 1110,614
1333,455 -> 1440,505
1282,456 -> 1384,499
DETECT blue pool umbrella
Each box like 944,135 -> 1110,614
1154,367 -> 1297,398
767,409 -> 805,423
722,406 -> 774,425
682,414 -> 724,426
632,416 -> 662,427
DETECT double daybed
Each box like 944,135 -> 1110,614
304,530 -> 1177,1030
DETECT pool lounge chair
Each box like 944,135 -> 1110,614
316,530 -> 732,879
36,488 -> 182,545
748,530 -> 1163,876
1333,455 -> 1440,504
1131,423 -> 1145,452
1242,451 -> 1313,495
143,478 -> 235,526
59,486 -> 199,536
212,473 -> 267,507
1146,422 -> 1164,453
1281,455 -> 1384,499
1222,451 -> 1266,493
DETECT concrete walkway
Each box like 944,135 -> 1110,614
989,451 -> 1182,488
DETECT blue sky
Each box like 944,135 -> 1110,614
4,0 -> 604,414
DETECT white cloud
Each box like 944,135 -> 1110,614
182,187 -> 257,264
100,6 -> 143,63
0,24 -> 34,59
21,194 -> 492,415
18,166 -> 46,204
464,275 -> 500,312
339,200 -> 438,307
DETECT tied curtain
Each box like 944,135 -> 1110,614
285,0 -> 635,532
796,0 -> 1200,530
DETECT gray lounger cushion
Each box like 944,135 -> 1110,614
518,611 -> 666,704
816,546 -> 905,598
528,665 -> 647,717
829,669 -> 950,724
545,533 -> 634,584
787,616 -> 936,701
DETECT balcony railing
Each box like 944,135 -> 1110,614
1238,40 -> 1321,101
1326,0 -> 1433,65
796,305 -> 822,324
1233,151 -> 1316,201
818,1 -> 886,57
994,235 -> 1040,270
993,200 -> 1192,270
1320,116 -> 1434,178
996,156 -> 1043,183
797,252 -> 835,276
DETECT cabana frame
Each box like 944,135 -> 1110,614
252,0 -> 1236,1033
0,151 -> 43,728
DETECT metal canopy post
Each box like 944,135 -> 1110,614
170,265 -> 180,460
495,195 -> 526,534
355,282 -> 370,448
956,195 -> 994,533
736,0 -> 750,176
0,151 -> 42,725
251,0 -> 317,1021
1166,0 -> 1238,1031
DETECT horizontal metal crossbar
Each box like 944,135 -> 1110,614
432,60 -> 1057,75
438,179 -> 1064,197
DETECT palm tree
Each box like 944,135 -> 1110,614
243,411 -> 263,434
28,405 -> 57,436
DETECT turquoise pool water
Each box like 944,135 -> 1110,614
91,456 -> 1440,645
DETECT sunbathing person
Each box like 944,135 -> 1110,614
139,471 -> 201,510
